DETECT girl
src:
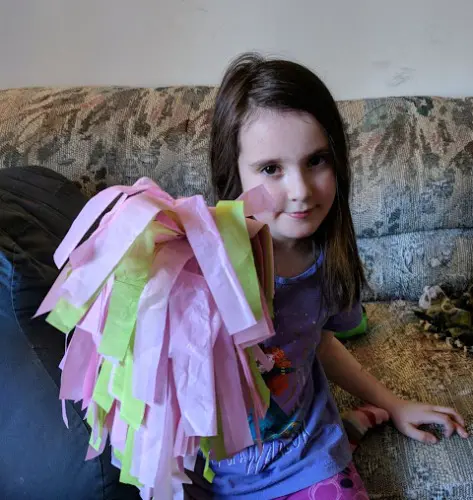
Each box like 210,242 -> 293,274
191,53 -> 471,500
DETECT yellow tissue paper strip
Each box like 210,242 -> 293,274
98,223 -> 159,361
215,201 -> 262,321
46,297 -> 89,334
93,360 -> 114,413
119,427 -> 142,488
199,438 -> 216,483
119,334 -> 145,430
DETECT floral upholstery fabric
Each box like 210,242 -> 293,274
0,88 -> 472,302
0,87 -> 217,201
0,88 -> 471,302
0,86 -> 472,499
333,301 -> 473,500
340,97 -> 473,302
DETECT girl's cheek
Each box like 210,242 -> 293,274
314,170 -> 336,200
262,183 -> 286,213
237,165 -> 259,192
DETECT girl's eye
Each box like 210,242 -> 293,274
309,153 -> 329,168
262,165 -> 280,176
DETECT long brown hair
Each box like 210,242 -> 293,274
210,52 -> 365,309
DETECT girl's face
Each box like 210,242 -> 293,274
238,108 -> 336,246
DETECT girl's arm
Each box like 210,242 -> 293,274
317,332 -> 469,443
317,331 -> 397,410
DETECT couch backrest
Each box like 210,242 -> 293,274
0,87 -> 472,301
340,97 -> 473,300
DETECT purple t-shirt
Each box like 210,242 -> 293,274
208,252 -> 362,499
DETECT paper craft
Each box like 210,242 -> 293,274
35,178 -> 275,500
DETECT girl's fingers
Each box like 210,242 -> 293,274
417,410 -> 469,439
432,406 -> 465,427
405,424 -> 438,444
454,422 -> 470,439
420,412 -> 456,437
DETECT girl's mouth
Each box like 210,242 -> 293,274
287,210 -> 312,220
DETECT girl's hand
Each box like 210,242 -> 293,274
389,399 -> 469,444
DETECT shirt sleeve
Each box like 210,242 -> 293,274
323,301 -> 362,332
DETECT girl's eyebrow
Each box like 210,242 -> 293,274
249,146 -> 331,169
249,157 -> 283,169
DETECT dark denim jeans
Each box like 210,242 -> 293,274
0,167 -> 140,499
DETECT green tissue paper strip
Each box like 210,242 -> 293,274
216,201 -> 262,321
93,360 -> 114,413
98,224 -> 157,361
87,404 -> 106,451
112,361 -> 125,402
205,405 -> 227,462
199,438 -> 216,483
98,280 -> 144,361
46,297 -> 88,334
119,334 -> 145,430
119,427 -> 142,487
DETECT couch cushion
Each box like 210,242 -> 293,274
334,301 -> 473,499
359,228 -> 473,301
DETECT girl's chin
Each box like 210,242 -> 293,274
285,221 -> 321,238
273,228 -> 319,242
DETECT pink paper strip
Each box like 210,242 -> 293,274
78,273 -> 114,347
176,196 -> 256,334
58,331 -> 70,371
136,363 -> 173,487
151,363 -> 180,498
85,424 -> 109,460
61,399 -> 69,428
61,193 -> 162,308
69,192 -> 131,271
155,211 -> 184,235
59,327 -> 95,402
153,320 -> 170,405
33,265 -> 70,318
110,403 -> 128,453
173,418 -> 187,458
168,270 -> 217,437
235,346 -> 263,447
213,325 -> 254,457
139,487 -> 152,500
130,425 -> 145,479
54,185 -> 147,269
232,286 -> 275,348
236,345 -> 266,421
237,185 -> 276,217
133,239 -> 193,405
82,350 -> 101,410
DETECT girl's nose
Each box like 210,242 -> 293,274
287,170 -> 312,202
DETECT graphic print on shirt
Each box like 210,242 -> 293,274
217,419 -> 313,476
252,344 -> 304,442
258,346 -> 295,396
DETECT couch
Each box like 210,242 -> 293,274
0,86 -> 472,499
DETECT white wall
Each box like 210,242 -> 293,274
1,0 -> 472,100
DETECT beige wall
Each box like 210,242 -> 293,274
1,0 -> 472,99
